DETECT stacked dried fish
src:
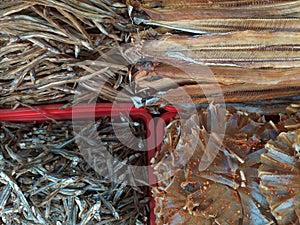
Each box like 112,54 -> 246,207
152,104 -> 280,224
121,0 -> 300,106
259,105 -> 300,225
259,129 -> 300,225
1,0 -> 300,108
129,0 -> 300,33
128,31 -> 300,105
0,0 -> 138,108
0,117 -> 149,224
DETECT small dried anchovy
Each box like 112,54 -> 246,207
0,117 -> 149,225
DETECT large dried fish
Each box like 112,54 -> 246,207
132,61 -> 300,104
135,18 -> 300,34
133,31 -> 300,69
129,0 -> 300,20
130,0 -> 300,33
127,31 -> 300,105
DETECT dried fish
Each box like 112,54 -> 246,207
132,61 -> 300,104
133,31 -> 300,69
128,31 -> 300,105
129,0 -> 300,20
0,0 -> 139,107
152,105 -> 279,224
135,18 -> 300,34
0,117 -> 149,224
259,129 -> 300,225
130,0 -> 300,33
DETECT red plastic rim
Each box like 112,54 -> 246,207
0,103 -> 147,121
149,111 -> 178,225
164,105 -> 180,113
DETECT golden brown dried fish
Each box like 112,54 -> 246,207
135,31 -> 300,68
129,0 -> 300,20
136,18 -> 300,33
130,0 -> 300,33
127,30 -> 300,105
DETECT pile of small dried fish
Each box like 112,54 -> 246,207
152,104 -> 299,224
0,117 -> 149,225
0,0 -> 140,108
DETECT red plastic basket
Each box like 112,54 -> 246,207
0,104 -> 182,225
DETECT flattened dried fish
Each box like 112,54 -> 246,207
259,129 -> 300,225
153,105 -> 278,224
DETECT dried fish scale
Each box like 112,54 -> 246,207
259,129 -> 300,225
152,105 -> 278,224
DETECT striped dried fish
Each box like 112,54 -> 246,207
130,0 -> 300,33
134,31 -> 300,69
127,31 -> 300,105
128,0 -> 300,20
132,62 -> 300,104
135,18 -> 300,34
